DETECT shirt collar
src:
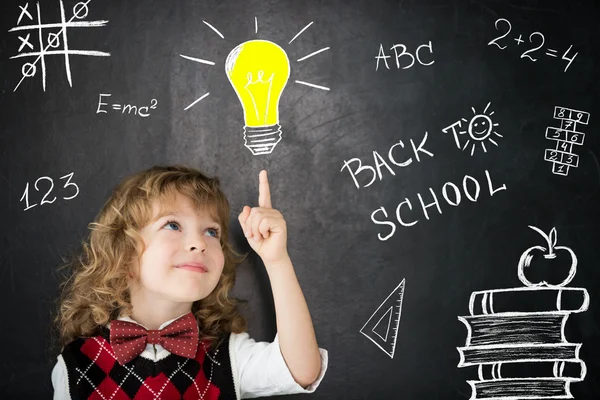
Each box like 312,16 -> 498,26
108,312 -> 191,330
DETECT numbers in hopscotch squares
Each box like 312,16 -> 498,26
544,106 -> 590,176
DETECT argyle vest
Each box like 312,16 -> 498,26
60,327 -> 236,400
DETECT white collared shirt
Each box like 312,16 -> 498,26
51,314 -> 328,399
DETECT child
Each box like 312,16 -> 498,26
51,165 -> 328,399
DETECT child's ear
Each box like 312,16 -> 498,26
127,260 -> 140,279
127,269 -> 137,280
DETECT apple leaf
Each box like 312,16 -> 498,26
528,225 -> 555,255
550,227 -> 557,248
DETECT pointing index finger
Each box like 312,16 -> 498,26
258,170 -> 272,208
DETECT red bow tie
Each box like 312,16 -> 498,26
109,312 -> 199,365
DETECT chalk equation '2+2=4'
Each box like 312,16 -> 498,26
488,18 -> 578,72
9,0 -> 110,92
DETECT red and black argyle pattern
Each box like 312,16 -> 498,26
60,327 -> 236,400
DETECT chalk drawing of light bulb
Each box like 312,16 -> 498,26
180,20 -> 330,154
225,40 -> 290,156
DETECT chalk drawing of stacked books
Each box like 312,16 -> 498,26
457,226 -> 590,399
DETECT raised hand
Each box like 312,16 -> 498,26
238,170 -> 289,264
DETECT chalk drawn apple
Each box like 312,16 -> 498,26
518,225 -> 577,287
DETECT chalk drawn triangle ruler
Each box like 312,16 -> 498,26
360,278 -> 405,358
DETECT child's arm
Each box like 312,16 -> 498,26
263,255 -> 322,387
238,170 -> 322,388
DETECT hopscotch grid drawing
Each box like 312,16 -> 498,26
360,279 -> 405,359
457,225 -> 589,399
181,19 -> 330,114
9,0 -> 110,92
544,106 -> 590,176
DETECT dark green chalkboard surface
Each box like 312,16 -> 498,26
1,0 -> 599,398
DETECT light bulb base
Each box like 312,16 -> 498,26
243,124 -> 282,155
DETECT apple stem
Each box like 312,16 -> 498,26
528,225 -> 555,256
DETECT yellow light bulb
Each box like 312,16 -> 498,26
225,40 -> 290,155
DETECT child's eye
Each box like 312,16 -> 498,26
164,220 -> 181,231
206,227 -> 220,238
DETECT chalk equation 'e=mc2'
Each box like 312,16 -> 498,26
96,94 -> 158,117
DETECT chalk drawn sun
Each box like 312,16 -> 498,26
459,102 -> 502,156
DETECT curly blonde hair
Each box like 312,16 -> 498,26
53,165 -> 248,350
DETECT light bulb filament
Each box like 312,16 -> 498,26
243,70 -> 274,123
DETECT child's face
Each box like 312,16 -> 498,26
132,193 -> 225,304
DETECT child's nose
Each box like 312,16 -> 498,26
186,234 -> 207,252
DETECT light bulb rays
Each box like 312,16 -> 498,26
180,53 -> 214,110
179,54 -> 215,66
179,18 -> 331,154
289,21 -> 330,90
202,20 -> 224,39
294,46 -> 332,90
289,21 -> 313,44
184,92 -> 209,111
297,46 -> 330,62
295,80 -> 330,91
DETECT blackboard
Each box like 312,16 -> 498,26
1,0 -> 599,398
